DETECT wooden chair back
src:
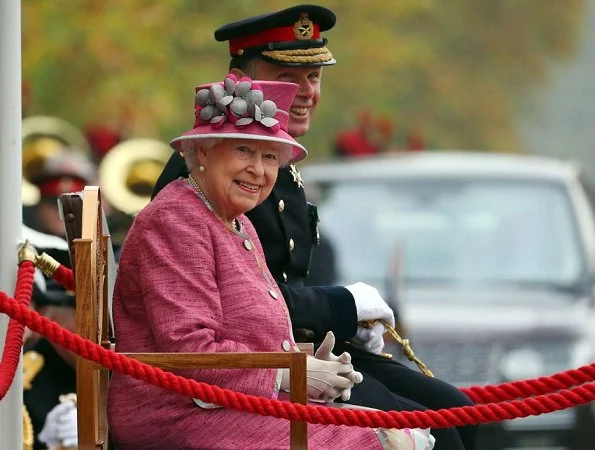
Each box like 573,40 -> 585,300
63,187 -> 308,449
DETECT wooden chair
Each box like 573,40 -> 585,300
61,187 -> 308,450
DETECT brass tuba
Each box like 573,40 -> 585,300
98,138 -> 172,216
22,116 -> 93,206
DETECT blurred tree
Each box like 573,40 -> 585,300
22,0 -> 586,157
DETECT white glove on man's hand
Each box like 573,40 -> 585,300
350,322 -> 386,354
281,332 -> 363,402
346,282 -> 395,327
38,400 -> 78,449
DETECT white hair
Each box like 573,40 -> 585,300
180,138 -> 222,171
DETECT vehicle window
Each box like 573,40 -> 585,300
318,179 -> 584,296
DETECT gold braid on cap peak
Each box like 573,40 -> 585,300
261,46 -> 333,64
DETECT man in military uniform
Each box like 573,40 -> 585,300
153,5 -> 476,449
24,145 -> 95,239
23,244 -> 78,450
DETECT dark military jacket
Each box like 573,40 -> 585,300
152,158 -> 357,342
23,338 -> 76,450
245,165 -> 357,342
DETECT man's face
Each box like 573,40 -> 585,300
241,60 -> 323,138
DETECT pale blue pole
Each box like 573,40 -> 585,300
0,0 -> 23,448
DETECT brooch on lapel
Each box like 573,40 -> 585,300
289,164 -> 304,189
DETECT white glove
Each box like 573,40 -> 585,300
346,282 -> 395,327
38,400 -> 78,449
281,332 -> 363,402
351,322 -> 386,354
314,331 -> 364,391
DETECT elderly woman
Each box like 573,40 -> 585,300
107,74 -> 435,449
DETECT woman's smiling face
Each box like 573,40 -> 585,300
198,138 -> 286,222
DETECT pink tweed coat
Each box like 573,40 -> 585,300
107,180 -> 384,450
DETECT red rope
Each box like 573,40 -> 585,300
0,292 -> 594,430
461,364 -> 595,404
39,262 -> 595,407
52,264 -> 75,292
0,261 -> 35,399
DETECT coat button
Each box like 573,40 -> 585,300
278,199 -> 285,212
282,272 -> 288,282
288,238 -> 294,251
243,240 -> 253,251
269,289 -> 278,299
282,340 -> 291,351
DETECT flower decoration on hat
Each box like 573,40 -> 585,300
194,74 -> 280,132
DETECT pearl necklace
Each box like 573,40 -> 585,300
187,174 -> 240,233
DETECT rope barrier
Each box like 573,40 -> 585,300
460,365 -> 595,404
51,263 -> 75,292
0,253 -> 595,422
1,289 -> 594,430
379,312 -> 595,404
0,261 -> 35,399
2,248 -> 595,429
33,250 -> 75,292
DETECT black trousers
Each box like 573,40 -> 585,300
334,343 -> 477,450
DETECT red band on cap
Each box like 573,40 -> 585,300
229,24 -> 320,55
38,177 -> 87,197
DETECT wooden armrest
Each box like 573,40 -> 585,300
119,351 -> 307,405
119,351 -> 308,445
121,351 -> 305,370
84,350 -> 308,447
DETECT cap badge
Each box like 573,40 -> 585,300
293,13 -> 314,40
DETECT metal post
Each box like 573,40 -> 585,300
0,0 -> 23,449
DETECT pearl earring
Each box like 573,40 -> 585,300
199,165 -> 205,172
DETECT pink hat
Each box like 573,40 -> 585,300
170,73 -> 307,165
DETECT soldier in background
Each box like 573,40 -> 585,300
21,116 -> 96,237
23,251 -> 78,450
334,109 -> 380,158
21,225 -> 71,350
24,147 -> 95,238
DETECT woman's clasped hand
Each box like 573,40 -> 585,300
281,332 -> 364,402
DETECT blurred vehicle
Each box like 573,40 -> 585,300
302,151 -> 595,450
